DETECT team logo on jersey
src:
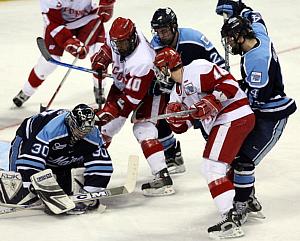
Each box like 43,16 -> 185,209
184,83 -> 197,95
250,71 -> 262,83
52,142 -> 67,151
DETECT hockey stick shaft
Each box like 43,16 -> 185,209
37,38 -> 113,77
131,109 -> 196,124
70,155 -> 139,202
223,12 -> 230,71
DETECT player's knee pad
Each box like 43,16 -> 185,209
133,122 -> 158,143
201,158 -> 230,183
101,116 -> 126,138
141,139 -> 164,159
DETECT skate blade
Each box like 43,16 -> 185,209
248,211 -> 266,219
142,185 -> 175,197
167,165 -> 186,174
208,227 -> 244,239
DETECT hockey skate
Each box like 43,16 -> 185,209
13,90 -> 30,107
208,202 -> 248,239
247,189 -> 265,219
94,87 -> 106,105
165,141 -> 186,174
141,168 -> 175,196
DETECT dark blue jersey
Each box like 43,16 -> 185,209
151,27 -> 225,68
9,109 -> 113,188
240,10 -> 296,119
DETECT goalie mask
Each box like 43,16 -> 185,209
221,16 -> 255,55
65,104 -> 95,142
109,17 -> 138,59
153,47 -> 182,93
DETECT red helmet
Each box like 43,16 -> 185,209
109,17 -> 135,41
154,47 -> 182,71
109,17 -> 137,57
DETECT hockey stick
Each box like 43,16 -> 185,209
39,16 -> 104,112
131,108 -> 196,124
0,155 -> 139,214
37,38 -> 113,78
223,12 -> 230,71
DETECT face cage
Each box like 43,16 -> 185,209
66,112 -> 95,141
221,34 -> 241,55
153,66 -> 174,93
110,32 -> 137,58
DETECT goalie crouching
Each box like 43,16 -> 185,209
0,104 -> 113,215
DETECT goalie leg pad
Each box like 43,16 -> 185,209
30,169 -> 75,215
0,170 -> 40,206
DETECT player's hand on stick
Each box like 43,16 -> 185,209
91,43 -> 112,76
64,36 -> 88,59
98,0 -> 115,22
165,102 -> 191,134
190,94 -> 222,120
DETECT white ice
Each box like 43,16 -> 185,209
0,0 -> 300,240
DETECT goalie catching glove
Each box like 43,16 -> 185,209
190,94 -> 223,120
64,36 -> 88,59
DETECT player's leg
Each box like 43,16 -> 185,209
157,119 -> 185,174
234,117 -> 288,215
13,30 -> 64,107
133,121 -> 175,196
205,115 -> 255,239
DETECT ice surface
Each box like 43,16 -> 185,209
0,1 -> 299,240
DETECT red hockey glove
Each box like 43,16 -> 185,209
164,102 -> 190,134
91,43 -> 112,75
95,101 -> 119,126
64,36 -> 88,59
190,94 -> 222,120
98,0 -> 115,22
165,102 -> 192,125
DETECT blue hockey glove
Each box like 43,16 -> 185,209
216,0 -> 247,17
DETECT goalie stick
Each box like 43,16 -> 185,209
0,155 -> 139,215
131,108 -> 196,124
37,37 -> 113,78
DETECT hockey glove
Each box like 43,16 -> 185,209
190,94 -> 222,120
91,43 -> 112,75
95,101 -> 119,126
216,0 -> 247,17
64,36 -> 88,59
98,0 -> 115,22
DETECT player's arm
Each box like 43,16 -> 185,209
41,4 -> 88,58
215,1 -> 267,37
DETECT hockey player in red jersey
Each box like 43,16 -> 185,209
154,47 -> 255,238
13,0 -> 115,107
91,17 -> 175,196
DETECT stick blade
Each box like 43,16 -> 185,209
36,37 -> 52,61
124,155 -> 139,193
